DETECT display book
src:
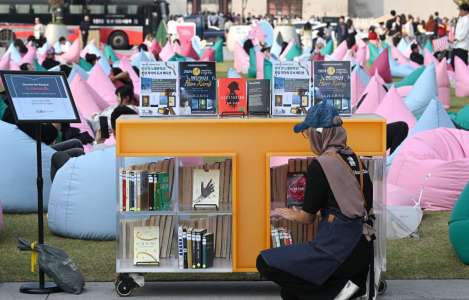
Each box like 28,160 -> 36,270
117,157 -> 233,272
270,157 -> 319,248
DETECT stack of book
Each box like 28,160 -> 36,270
122,215 -> 177,265
179,159 -> 232,209
177,215 -> 231,269
119,159 -> 175,211
271,218 -> 318,245
270,225 -> 293,248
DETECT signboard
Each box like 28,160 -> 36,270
140,62 -> 179,117
271,61 -> 311,116
312,61 -> 352,116
179,62 -> 217,115
0,71 -> 79,123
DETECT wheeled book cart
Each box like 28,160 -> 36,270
114,115 -> 387,297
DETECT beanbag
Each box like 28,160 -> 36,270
6,43 -> 22,65
180,42 -> 199,60
87,64 -> 117,107
355,76 -> 387,113
368,43 -> 381,65
0,202 -> 3,233
395,65 -> 425,88
450,105 -> 469,130
454,57 -> 469,97
449,182 -> 469,264
368,49 -> 392,83
199,48 -> 215,62
169,53 -> 188,62
20,46 -> 36,65
355,45 -> 367,66
98,56 -> 112,76
233,42 -> 249,74
389,58 -> 416,78
405,64 -> 437,118
375,87 -> 416,128
80,40 -> 103,59
355,65 -> 370,86
70,74 -> 106,118
78,58 -> 93,71
60,39 -> 81,64
118,59 -> 140,96
320,40 -> 334,56
103,44 -> 119,63
0,121 -> 55,212
436,59 -> 451,109
391,46 -> 411,65
0,52 -> 11,70
351,68 -> 366,107
131,51 -> 151,68
396,85 -> 413,97
388,128 -> 469,211
47,148 -> 157,240
248,47 -> 257,78
285,44 -> 302,61
331,41 -> 347,61
213,38 -> 224,62
397,38 -> 410,55
256,50 -> 265,79
264,58 -> 273,80
424,39 -> 434,53
68,64 -> 89,83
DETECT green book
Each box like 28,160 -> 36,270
158,173 -> 170,210
153,174 -> 160,211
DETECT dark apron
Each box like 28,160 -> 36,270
261,208 -> 363,285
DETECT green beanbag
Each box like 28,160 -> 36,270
368,43 -> 380,65
169,53 -> 187,62
103,44 -> 119,63
449,182 -> 469,264
320,40 -> 334,56
248,48 -> 257,79
264,58 -> 273,80
79,58 -> 93,72
395,66 -> 425,88
449,105 -> 469,130
213,38 -> 224,62
285,44 -> 302,61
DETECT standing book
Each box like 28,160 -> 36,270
271,61 -> 311,116
192,169 -> 220,208
140,61 -> 179,116
133,226 -> 160,265
179,61 -> 217,115
217,78 -> 247,116
247,79 -> 271,115
286,172 -> 307,207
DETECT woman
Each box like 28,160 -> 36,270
257,102 -> 374,300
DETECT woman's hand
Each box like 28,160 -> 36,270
273,207 -> 316,224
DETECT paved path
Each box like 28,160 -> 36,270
2,280 -> 469,300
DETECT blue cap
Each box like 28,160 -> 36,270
293,101 -> 340,133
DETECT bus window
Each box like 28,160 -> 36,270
32,4 -> 50,14
0,5 -> 9,14
87,5 -> 105,15
69,5 -> 83,15
15,4 -> 30,14
107,5 -> 138,15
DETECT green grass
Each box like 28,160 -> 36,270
1,212 -> 469,282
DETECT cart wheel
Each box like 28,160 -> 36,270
378,279 -> 387,295
115,279 -> 134,297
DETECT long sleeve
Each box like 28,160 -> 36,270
456,16 -> 469,42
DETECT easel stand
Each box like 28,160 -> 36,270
20,125 -> 61,295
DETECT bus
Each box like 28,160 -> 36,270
0,0 -> 169,49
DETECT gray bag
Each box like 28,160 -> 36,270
18,238 -> 85,294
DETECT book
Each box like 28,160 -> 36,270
247,79 -> 271,115
194,228 -> 207,268
133,226 -> 160,265
217,78 -> 247,116
312,61 -> 352,116
187,227 -> 193,269
177,225 -> 184,269
158,173 -> 170,210
286,172 -> 307,207
202,232 -> 214,268
179,61 -> 217,115
192,169 -> 220,208
140,61 -> 180,116
182,227 -> 188,268
271,61 -> 311,116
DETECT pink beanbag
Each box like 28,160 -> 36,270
234,42 -> 249,74
159,42 -> 175,62
256,49 -> 264,79
368,50 -> 392,83
387,183 -> 417,206
118,59 -> 141,96
355,76 -> 387,113
70,75 -> 104,119
436,59 -> 450,109
454,57 -> 469,97
331,41 -> 347,61
199,48 -> 215,61
388,128 -> 469,211
60,39 -> 81,64
87,64 -> 117,107
396,85 -> 413,97
351,68 -> 366,107
21,46 -> 36,65
0,52 -> 10,70
374,87 -> 416,128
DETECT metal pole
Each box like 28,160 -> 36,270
36,124 -> 45,288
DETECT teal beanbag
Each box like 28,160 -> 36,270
450,105 -> 469,130
449,182 -> 469,264
368,43 -> 381,65
248,48 -> 257,78
321,40 -> 334,56
79,58 -> 93,72
395,66 -> 425,88
213,38 -> 224,62
103,44 -> 119,63
264,58 -> 273,81
285,44 -> 302,61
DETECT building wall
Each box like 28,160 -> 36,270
303,0 -> 348,18
348,0 -> 383,18
382,0 -> 458,19
231,0 -> 268,17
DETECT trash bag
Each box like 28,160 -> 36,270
17,238 -> 85,294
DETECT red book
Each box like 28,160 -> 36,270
217,78 -> 247,116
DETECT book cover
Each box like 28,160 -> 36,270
192,169 -> 220,208
271,61 -> 311,116
247,79 -> 271,115
195,229 -> 207,268
286,172 -> 307,207
148,173 -> 155,211
133,226 -> 160,265
140,61 -> 180,117
179,62 -> 217,115
312,61 -> 352,116
217,78 -> 247,116
158,173 -> 170,210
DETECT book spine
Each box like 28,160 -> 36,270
136,171 -> 141,211
154,174 -> 160,211
196,232 -> 201,268
159,173 -> 169,210
192,231 -> 197,268
202,235 -> 207,268
148,173 -> 154,211
207,234 -> 214,268
129,172 -> 135,211
178,226 -> 184,269
183,228 -> 188,269
187,229 -> 192,269
119,168 -> 123,211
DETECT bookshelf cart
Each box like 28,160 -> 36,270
115,115 -> 387,297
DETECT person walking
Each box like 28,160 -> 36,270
452,2 -> 469,66
80,15 -> 91,46
335,16 -> 348,45
33,17 -> 45,42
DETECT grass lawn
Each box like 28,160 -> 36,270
0,62 -> 467,282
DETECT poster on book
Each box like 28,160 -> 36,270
133,226 -> 160,265
217,78 -> 247,116
312,61 -> 351,116
247,79 -> 270,115
179,62 -> 217,115
192,169 -> 220,208
140,61 -> 179,117
271,61 -> 311,116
